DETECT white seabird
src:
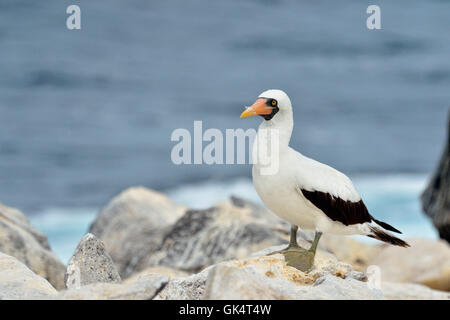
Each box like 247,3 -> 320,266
240,89 -> 409,271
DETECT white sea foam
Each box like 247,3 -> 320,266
29,174 -> 437,263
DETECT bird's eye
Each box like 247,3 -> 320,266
271,99 -> 277,106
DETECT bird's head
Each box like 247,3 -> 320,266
240,89 -> 292,121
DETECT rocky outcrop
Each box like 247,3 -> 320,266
0,202 -> 66,289
421,111 -> 450,242
87,188 -> 450,295
88,187 -> 186,277
2,243 -> 447,300
155,245 -> 448,300
155,246 -> 371,300
203,246 -> 381,300
1,230 -> 448,299
0,252 -> 57,299
2,184 -> 448,300
65,233 -> 121,289
369,238 -> 450,291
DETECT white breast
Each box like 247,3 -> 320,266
252,149 -> 317,230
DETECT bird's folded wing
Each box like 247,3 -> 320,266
294,161 -> 374,226
297,186 -> 373,226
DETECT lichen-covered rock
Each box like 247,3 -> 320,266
421,112 -> 450,243
156,245 -> 448,300
0,252 -> 57,299
65,233 -> 121,289
370,238 -> 450,291
237,245 -> 366,285
158,245 -> 375,300
56,274 -> 168,300
89,187 -> 187,277
0,202 -> 66,289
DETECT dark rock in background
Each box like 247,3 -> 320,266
422,111 -> 450,243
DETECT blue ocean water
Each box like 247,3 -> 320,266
29,174 -> 437,264
0,1 -> 449,213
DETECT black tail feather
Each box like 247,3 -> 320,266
372,218 -> 402,234
368,226 -> 410,247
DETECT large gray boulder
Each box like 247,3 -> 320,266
89,189 -> 287,278
0,252 -> 57,299
65,233 -> 121,289
422,111 -> 450,242
139,199 -> 287,273
0,202 -> 66,289
89,187 -> 186,277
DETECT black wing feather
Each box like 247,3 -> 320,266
300,189 -> 401,234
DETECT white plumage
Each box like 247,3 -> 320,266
244,89 -> 408,247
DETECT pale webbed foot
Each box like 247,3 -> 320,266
267,226 -> 322,272
268,244 -> 314,272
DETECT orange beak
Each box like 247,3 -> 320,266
240,98 -> 274,118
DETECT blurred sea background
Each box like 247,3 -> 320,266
0,0 -> 449,263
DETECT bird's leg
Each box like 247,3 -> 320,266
268,227 -> 322,272
308,231 -> 322,254
287,225 -> 300,249
268,225 -> 303,254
